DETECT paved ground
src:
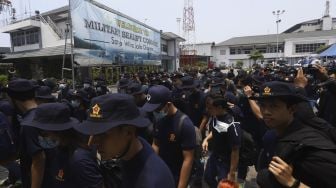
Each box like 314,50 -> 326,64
0,166 -> 8,184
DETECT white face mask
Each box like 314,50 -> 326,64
83,83 -> 91,89
213,117 -> 240,134
59,84 -> 66,89
71,100 -> 81,108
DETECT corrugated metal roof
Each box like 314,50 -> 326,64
41,6 -> 69,17
162,32 -> 185,41
216,30 -> 336,46
3,44 -> 71,59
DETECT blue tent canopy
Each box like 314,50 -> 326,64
320,44 -> 336,57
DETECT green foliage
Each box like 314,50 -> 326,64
316,45 -> 329,53
235,60 -> 244,68
249,50 -> 264,62
0,75 -> 8,86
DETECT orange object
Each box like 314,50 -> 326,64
217,179 -> 239,188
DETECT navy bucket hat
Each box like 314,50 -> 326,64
75,93 -> 151,135
250,81 -> 308,103
22,103 -> 79,131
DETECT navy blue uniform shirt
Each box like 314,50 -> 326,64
154,110 -> 196,176
211,113 -> 241,160
19,108 -> 45,188
43,146 -> 103,188
122,137 -> 175,188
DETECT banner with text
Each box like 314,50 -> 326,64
70,0 -> 161,66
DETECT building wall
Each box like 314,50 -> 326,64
194,43 -> 213,56
40,21 -> 66,48
13,44 -> 40,52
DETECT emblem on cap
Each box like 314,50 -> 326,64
146,94 -> 151,101
263,86 -> 272,95
90,104 -> 102,118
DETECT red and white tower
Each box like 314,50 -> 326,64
182,0 -> 196,56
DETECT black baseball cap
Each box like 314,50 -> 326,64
74,93 -> 151,135
141,85 -> 172,112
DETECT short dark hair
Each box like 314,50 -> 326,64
207,93 -> 229,109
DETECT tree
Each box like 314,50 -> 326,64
316,45 -> 330,54
249,50 -> 264,63
235,60 -> 244,69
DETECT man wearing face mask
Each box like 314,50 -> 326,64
5,79 -> 46,188
202,93 -> 242,187
117,78 -> 131,94
142,85 -> 196,188
177,76 -> 207,131
57,80 -> 69,102
82,78 -> 97,100
74,93 -> 175,188
67,89 -> 90,122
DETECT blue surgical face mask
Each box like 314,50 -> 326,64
153,111 -> 167,122
153,104 -> 168,121
71,100 -> 80,108
38,136 -> 59,149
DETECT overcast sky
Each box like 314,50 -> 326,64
0,0 -> 334,47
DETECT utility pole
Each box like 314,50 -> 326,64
273,10 -> 285,62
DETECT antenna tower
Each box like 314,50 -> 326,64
182,0 -> 196,56
325,0 -> 330,17
0,0 -> 12,15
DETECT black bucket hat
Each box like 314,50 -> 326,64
74,93 -> 151,135
177,76 -> 198,89
118,78 -> 131,89
126,82 -> 147,95
250,81 -> 308,103
22,103 -> 79,131
35,86 -> 56,100
210,77 -> 226,87
4,78 -> 39,93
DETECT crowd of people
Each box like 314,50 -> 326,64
0,63 -> 336,188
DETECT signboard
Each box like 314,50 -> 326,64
70,0 -> 161,66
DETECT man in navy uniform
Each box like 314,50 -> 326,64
5,79 -> 45,188
142,85 -> 196,188
254,81 -> 336,188
74,93 -> 175,188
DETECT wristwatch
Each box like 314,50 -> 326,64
289,179 -> 300,188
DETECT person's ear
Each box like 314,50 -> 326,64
288,104 -> 297,115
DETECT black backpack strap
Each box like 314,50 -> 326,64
176,114 -> 187,140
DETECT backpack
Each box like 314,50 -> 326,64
239,130 -> 258,166
176,114 -> 203,188
0,111 -> 18,161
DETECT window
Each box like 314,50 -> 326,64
220,49 -> 226,55
26,30 -> 39,45
237,48 -> 242,54
295,43 -> 325,53
161,44 -> 168,53
230,48 -> 236,55
12,32 -> 25,46
242,47 -> 252,54
256,47 -> 267,53
12,29 -> 39,47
